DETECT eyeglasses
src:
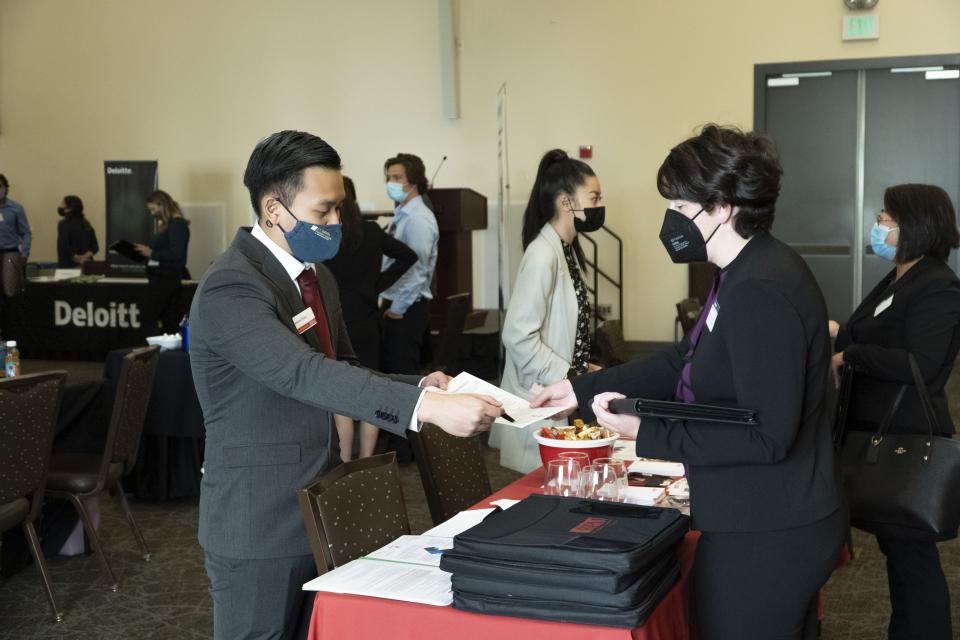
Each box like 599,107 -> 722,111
876,211 -> 896,226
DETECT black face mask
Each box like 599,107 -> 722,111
658,207 -> 720,263
573,206 -> 605,233
57,207 -> 68,216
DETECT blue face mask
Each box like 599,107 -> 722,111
386,182 -> 407,203
277,200 -> 342,263
870,223 -> 898,262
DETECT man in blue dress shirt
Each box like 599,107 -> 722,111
380,154 -> 439,375
0,174 -> 32,335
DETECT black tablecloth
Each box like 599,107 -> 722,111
7,279 -> 197,360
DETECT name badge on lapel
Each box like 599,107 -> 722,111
706,301 -> 719,332
293,307 -> 317,335
874,295 -> 894,317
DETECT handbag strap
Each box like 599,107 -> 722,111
907,353 -> 942,440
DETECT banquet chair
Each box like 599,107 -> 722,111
45,345 -> 160,591
0,371 -> 67,622
297,452 -> 410,574
593,319 -> 628,367
409,424 -> 491,526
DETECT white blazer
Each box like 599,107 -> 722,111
497,223 -> 579,472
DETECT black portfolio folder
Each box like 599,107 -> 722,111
108,240 -> 148,263
609,398 -> 758,425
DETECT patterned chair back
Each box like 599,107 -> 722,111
0,372 -> 66,522
410,424 -> 492,526
297,452 -> 410,574
103,346 -> 160,477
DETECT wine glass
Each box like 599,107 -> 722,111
592,457 -> 628,492
544,459 -> 581,497
581,464 -> 621,502
558,451 -> 590,471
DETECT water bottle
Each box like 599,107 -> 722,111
5,340 -> 20,378
180,315 -> 190,353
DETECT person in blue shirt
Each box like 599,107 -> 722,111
380,153 -> 439,375
134,190 -> 190,332
0,174 -> 31,335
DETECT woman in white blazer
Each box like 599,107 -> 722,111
497,149 -> 605,472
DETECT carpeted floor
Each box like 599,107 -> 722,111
2,359 -> 960,639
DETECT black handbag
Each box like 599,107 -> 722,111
837,355 -> 960,540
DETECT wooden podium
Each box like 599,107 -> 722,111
426,188 -> 488,330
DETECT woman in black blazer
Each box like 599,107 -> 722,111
532,125 -> 845,639
135,190 -> 190,333
324,177 -> 416,461
833,184 -> 960,640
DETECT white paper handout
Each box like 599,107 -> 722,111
302,559 -> 452,606
364,535 -> 452,568
302,534 -> 456,606
443,372 -> 560,427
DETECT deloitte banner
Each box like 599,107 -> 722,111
105,160 -> 158,269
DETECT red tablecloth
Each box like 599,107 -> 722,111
307,468 -> 699,640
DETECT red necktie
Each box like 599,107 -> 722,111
296,269 -> 336,359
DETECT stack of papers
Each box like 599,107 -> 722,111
302,535 -> 454,606
627,458 -> 685,477
621,486 -> 666,506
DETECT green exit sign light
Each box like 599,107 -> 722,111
843,15 -> 880,41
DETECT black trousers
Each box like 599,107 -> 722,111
694,508 -> 845,640
380,298 -> 430,375
380,299 -> 430,461
146,272 -> 183,334
876,536 -> 952,640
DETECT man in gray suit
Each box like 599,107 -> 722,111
189,130 -> 503,640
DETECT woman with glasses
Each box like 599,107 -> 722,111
831,184 -> 960,640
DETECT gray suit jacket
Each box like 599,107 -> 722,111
190,227 -> 421,559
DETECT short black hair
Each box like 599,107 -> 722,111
384,153 -> 428,195
243,130 -> 342,216
884,184 -> 959,263
657,124 -> 783,238
0,174 -> 8,189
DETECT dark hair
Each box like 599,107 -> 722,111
657,124 -> 783,238
522,149 -> 595,269
0,174 -> 8,189
384,153 -> 429,196
64,194 -> 93,230
883,184 -> 959,263
339,176 -> 365,253
244,130 -> 342,216
64,195 -> 84,216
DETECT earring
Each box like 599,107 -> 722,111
265,219 -> 274,228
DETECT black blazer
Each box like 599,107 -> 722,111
323,220 -> 416,326
148,217 -> 190,275
56,215 -> 99,268
836,257 -> 960,436
572,232 -> 840,533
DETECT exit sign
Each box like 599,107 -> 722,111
843,14 -> 879,40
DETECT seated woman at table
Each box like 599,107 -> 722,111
495,149 -> 604,473
135,190 -> 190,333
831,184 -> 960,640
532,125 -> 844,639
56,195 -> 99,268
